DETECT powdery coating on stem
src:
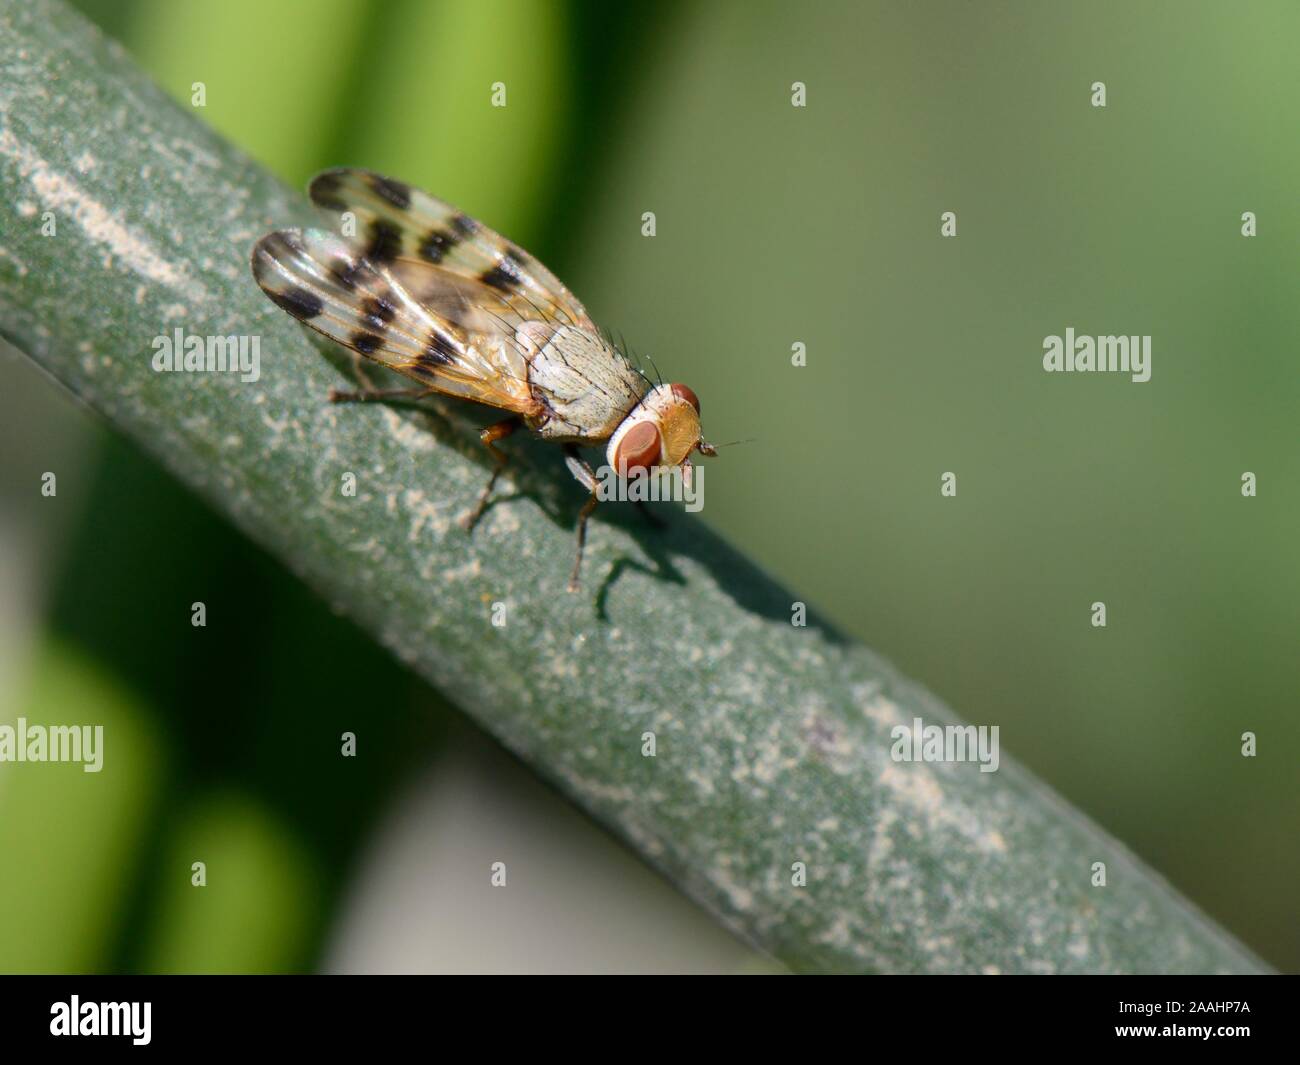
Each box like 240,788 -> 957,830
0,0 -> 1270,973
0,126 -> 208,302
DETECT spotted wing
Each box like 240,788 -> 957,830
307,167 -> 596,335
251,227 -> 537,414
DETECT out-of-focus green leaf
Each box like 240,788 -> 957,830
0,638 -> 161,972
336,0 -> 571,243
129,0 -> 373,184
141,792 -> 318,973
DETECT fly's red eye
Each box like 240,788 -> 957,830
670,383 -> 700,414
614,421 -> 662,475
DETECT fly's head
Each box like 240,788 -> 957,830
607,383 -> 715,484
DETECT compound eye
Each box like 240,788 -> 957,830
670,383 -> 700,414
614,421 -> 662,475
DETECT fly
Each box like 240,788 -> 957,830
251,168 -> 715,590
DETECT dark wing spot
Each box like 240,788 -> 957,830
266,285 -> 323,320
420,331 -> 457,366
480,251 -> 524,292
308,171 -> 348,211
417,228 -> 458,263
360,295 -> 397,332
329,256 -> 364,291
351,332 -> 383,355
365,219 -> 404,263
450,213 -> 478,238
366,173 -> 412,210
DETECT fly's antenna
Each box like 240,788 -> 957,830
695,436 -> 753,458
711,437 -> 757,449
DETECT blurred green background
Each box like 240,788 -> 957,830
0,0 -> 1295,972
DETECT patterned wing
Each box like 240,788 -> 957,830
251,227 -> 538,415
307,168 -> 596,335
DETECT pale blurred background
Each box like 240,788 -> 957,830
0,0 -> 1295,972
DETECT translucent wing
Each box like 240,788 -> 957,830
307,167 -> 596,335
251,227 -> 539,415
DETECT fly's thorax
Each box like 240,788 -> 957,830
605,383 -> 702,474
523,325 -> 647,442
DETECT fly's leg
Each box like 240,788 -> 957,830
564,446 -> 601,592
461,416 -> 522,531
570,493 -> 600,593
328,386 -> 435,404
